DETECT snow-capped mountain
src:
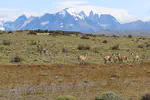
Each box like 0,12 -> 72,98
4,8 -> 150,33
0,21 -> 5,31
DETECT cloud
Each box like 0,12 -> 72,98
76,6 -> 139,23
0,8 -> 20,21
0,1 -> 149,23
58,0 -> 88,7
21,11 -> 45,17
0,8 -> 19,12
55,0 -> 139,23
0,8 -> 45,21
54,0 -> 88,13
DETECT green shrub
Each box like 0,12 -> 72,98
141,93 -> 150,100
92,47 -> 100,53
56,95 -> 76,100
62,48 -> 68,53
8,31 -> 13,34
138,44 -> 144,49
0,31 -> 5,35
0,46 -> 6,51
80,36 -> 90,39
2,40 -> 11,45
145,42 -> 150,47
128,35 -> 132,38
11,56 -> 22,63
77,44 -> 90,50
28,31 -> 37,35
95,92 -> 123,100
111,44 -> 120,50
103,40 -> 108,44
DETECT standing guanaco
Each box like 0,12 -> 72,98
78,54 -> 88,64
117,53 -> 128,63
103,53 -> 116,64
131,52 -> 140,62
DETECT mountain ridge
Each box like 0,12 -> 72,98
1,8 -> 150,33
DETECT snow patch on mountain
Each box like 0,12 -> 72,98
21,20 -> 32,28
0,21 -> 5,30
41,21 -> 49,26
64,8 -> 86,20
69,24 -> 74,27
99,24 -> 108,29
60,23 -> 64,28
59,10 -> 67,18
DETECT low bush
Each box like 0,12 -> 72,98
77,44 -> 90,50
103,40 -> 108,44
2,40 -> 11,45
128,35 -> 132,38
138,44 -> 144,49
28,31 -> 37,35
0,31 -> 5,35
95,92 -> 123,100
62,48 -> 68,53
56,95 -> 76,100
92,47 -> 100,53
8,31 -> 13,34
80,36 -> 90,39
35,29 -> 49,33
141,93 -> 150,100
11,56 -> 22,63
111,44 -> 120,50
0,45 -> 6,51
145,42 -> 150,47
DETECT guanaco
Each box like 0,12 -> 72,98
103,53 -> 116,64
78,54 -> 88,63
117,53 -> 128,63
131,52 -> 140,62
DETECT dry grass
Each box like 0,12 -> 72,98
0,31 -> 150,64
0,63 -> 150,100
1,31 -> 150,100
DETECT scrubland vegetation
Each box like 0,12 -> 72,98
0,30 -> 149,64
0,30 -> 150,100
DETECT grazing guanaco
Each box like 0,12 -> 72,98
103,53 -> 116,64
78,54 -> 88,64
131,52 -> 140,62
117,53 -> 128,63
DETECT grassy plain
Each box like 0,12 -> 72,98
0,31 -> 150,100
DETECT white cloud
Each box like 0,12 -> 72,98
21,11 -> 45,17
0,8 -> 19,12
58,0 -> 88,7
55,0 -> 140,23
0,1 -> 150,23
75,6 -> 139,23
0,8 -> 20,21
0,9 -> 45,21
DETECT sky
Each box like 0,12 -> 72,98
1,0 -> 150,23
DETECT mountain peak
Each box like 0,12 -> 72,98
89,11 -> 94,17
64,8 -> 70,11
6,8 -> 150,32
100,14 -> 118,21
57,8 -> 70,17
18,14 -> 27,20
134,20 -> 143,23
79,10 -> 86,15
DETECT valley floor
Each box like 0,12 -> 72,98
0,63 -> 150,100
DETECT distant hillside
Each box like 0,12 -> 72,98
93,30 -> 150,36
